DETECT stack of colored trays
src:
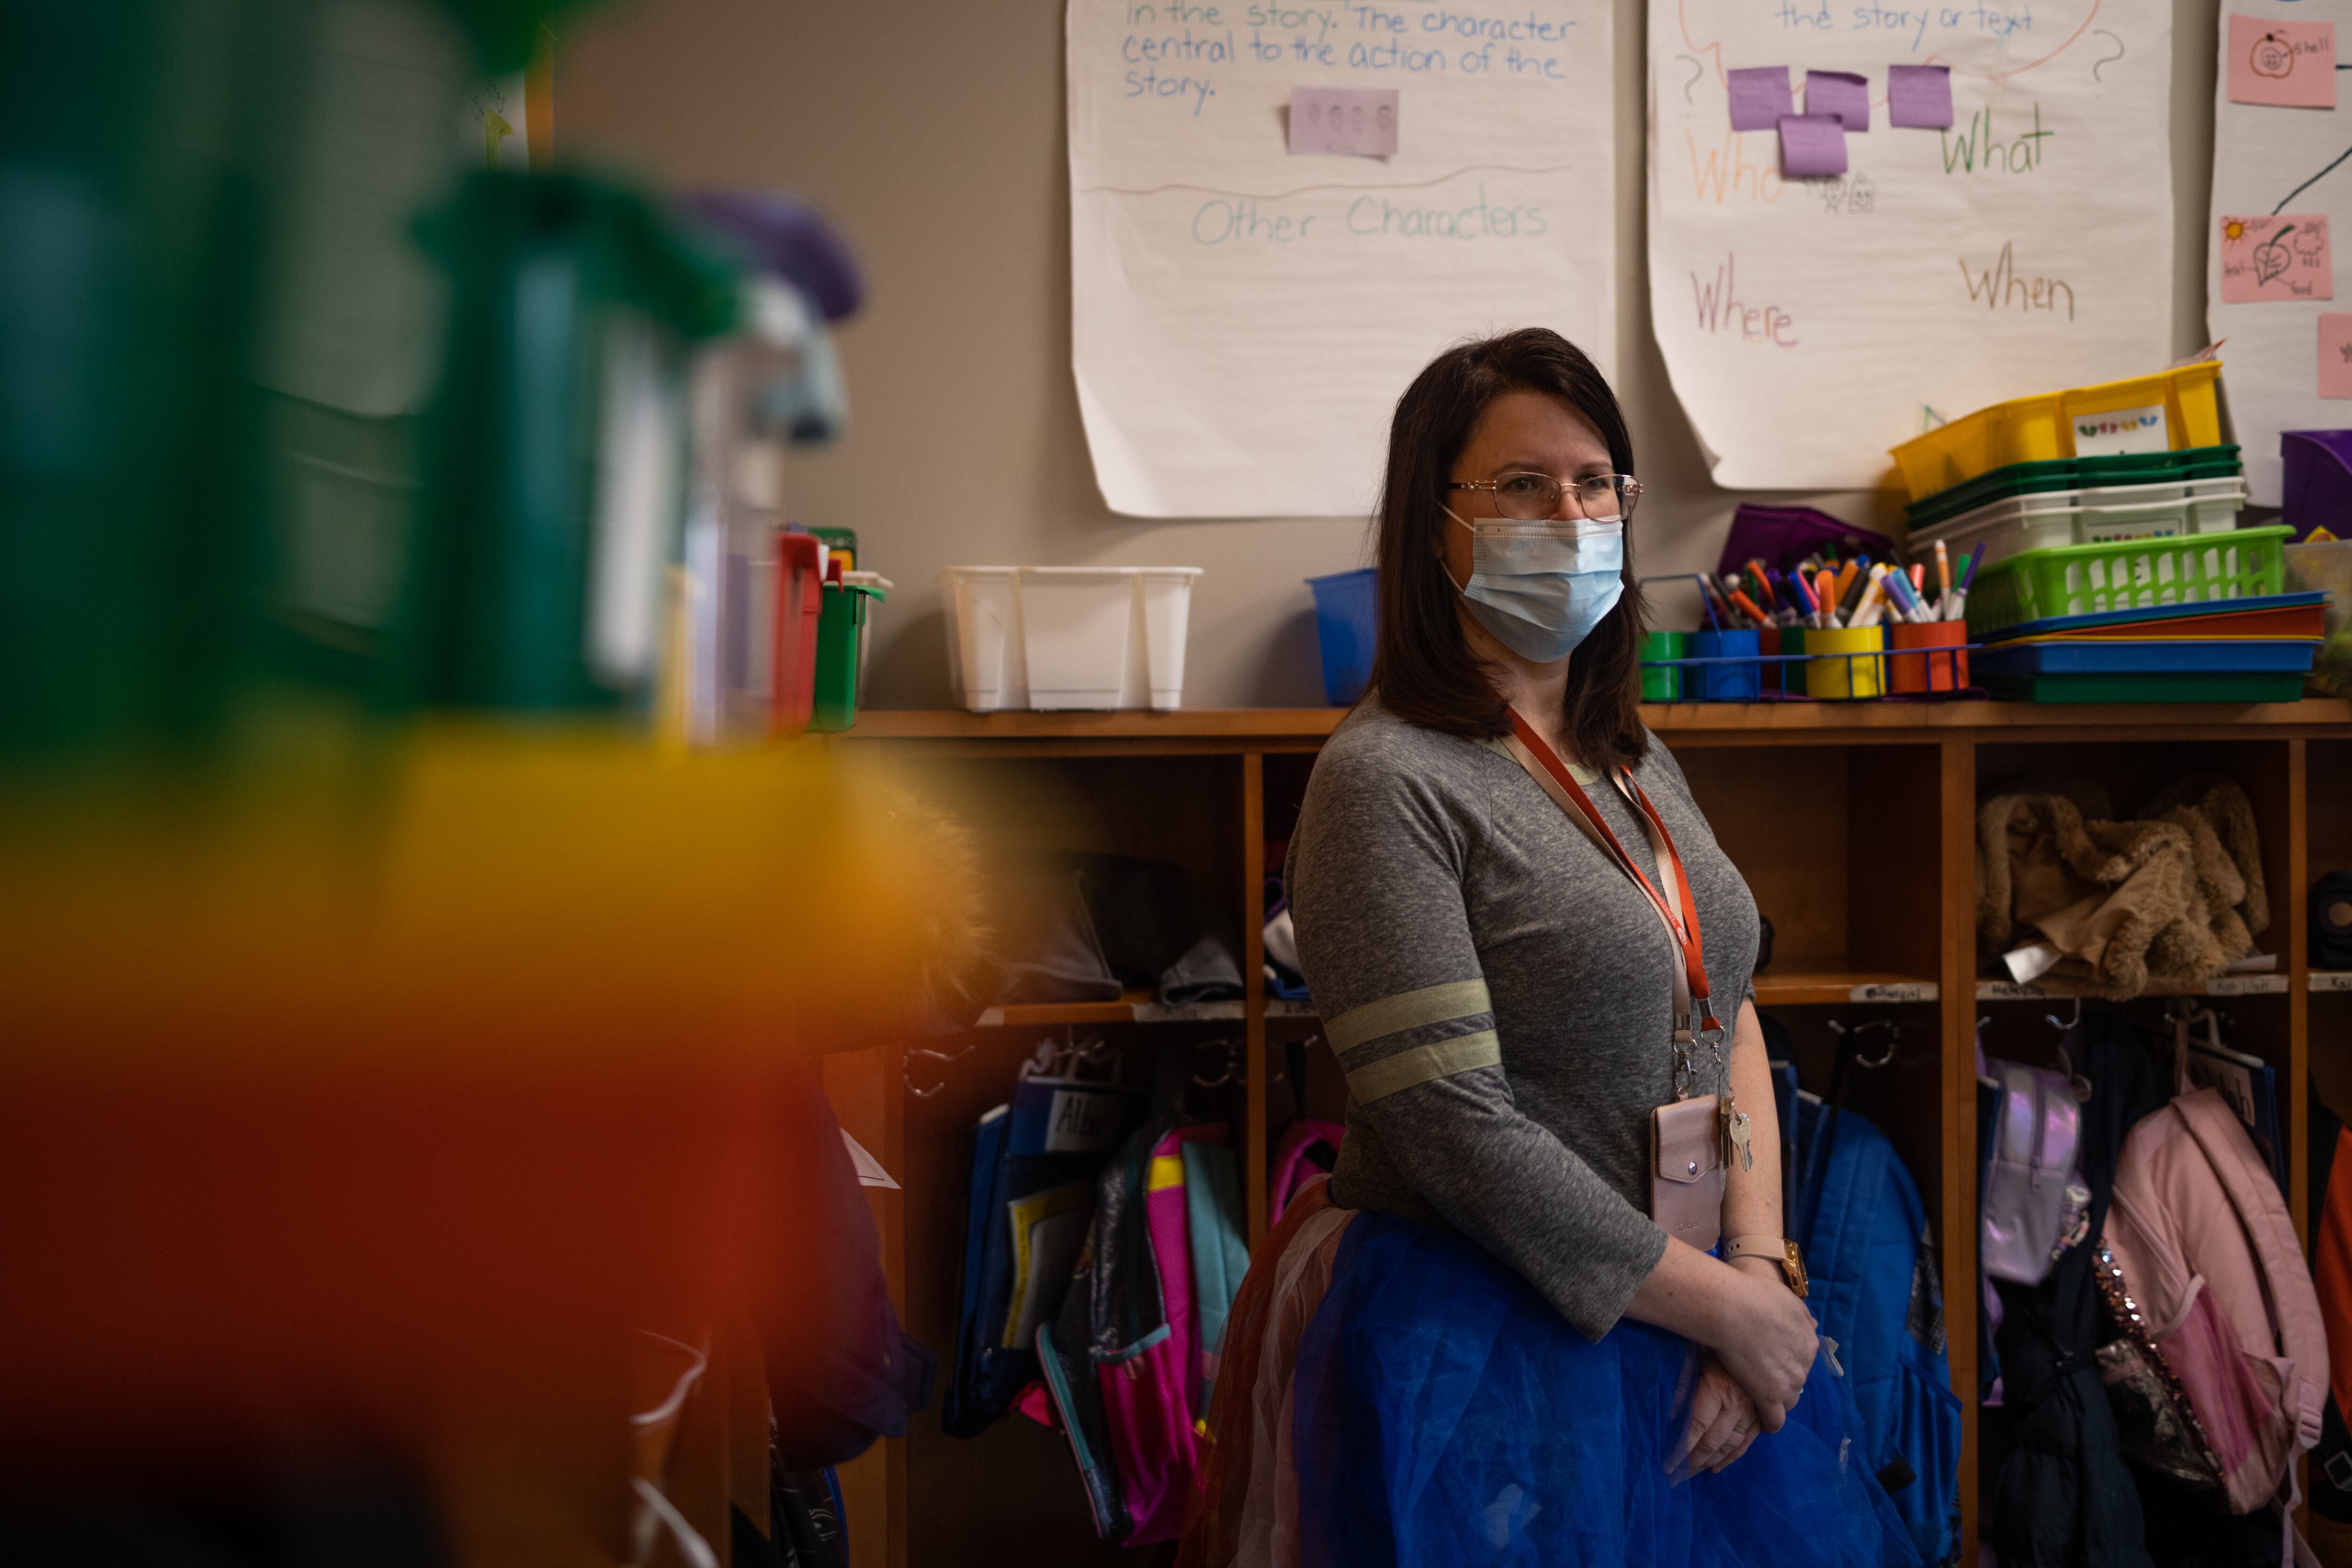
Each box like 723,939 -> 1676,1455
1971,591 -> 2328,703
1906,447 -> 2248,575
1904,446 -> 2243,531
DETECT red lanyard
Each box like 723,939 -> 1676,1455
1505,708 -> 1719,1044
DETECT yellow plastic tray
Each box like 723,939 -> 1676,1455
1890,361 -> 2225,502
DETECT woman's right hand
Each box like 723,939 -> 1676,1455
1705,1267 -> 1817,1430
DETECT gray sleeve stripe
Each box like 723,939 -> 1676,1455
1326,978 -> 1493,1053
1345,1031 -> 1502,1104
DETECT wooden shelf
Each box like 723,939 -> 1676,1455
970,990 -> 1251,1027
1751,963 -> 1939,1006
1977,973 -> 2292,1000
840,699 -> 2352,754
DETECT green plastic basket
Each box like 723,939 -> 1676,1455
1963,526 -> 2291,639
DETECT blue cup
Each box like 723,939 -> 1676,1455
1691,629 -> 1762,700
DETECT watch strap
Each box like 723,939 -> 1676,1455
1724,1234 -> 1809,1298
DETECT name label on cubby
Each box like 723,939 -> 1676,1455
2315,971 -> 2352,994
2207,975 -> 2289,996
1849,982 -> 1938,1003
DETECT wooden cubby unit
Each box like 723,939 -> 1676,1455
823,699 -> 2352,1568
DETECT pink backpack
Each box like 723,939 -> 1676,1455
1268,1119 -> 1344,1227
2095,1024 -> 2327,1561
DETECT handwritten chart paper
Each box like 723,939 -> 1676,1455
1069,0 -> 1614,517
1649,0 -> 2174,490
2212,2 -> 2352,502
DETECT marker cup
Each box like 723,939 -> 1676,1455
1640,630 -> 1688,701
1803,625 -> 1887,700
1888,619 -> 1970,694
1691,629 -> 1761,700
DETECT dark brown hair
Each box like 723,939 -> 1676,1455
1365,327 -> 1648,771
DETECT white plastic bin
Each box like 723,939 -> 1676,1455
941,565 -> 1202,712
1909,475 -> 2247,572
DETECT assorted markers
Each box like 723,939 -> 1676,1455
1698,541 -> 1983,633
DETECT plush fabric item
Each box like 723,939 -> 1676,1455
1976,779 -> 2268,998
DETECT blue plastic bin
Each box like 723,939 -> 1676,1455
1307,568 -> 1378,706
1691,629 -> 1762,700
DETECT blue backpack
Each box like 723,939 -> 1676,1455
1794,1092 -> 1964,1566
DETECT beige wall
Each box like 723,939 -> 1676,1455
561,0 -> 2222,711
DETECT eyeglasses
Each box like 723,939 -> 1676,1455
1449,471 -> 1642,524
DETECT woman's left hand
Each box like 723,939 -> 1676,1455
1674,1354 -> 1764,1480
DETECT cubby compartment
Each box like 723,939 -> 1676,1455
1674,743 -> 1946,1005
838,700 -> 2349,1568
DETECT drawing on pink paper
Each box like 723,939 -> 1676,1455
2227,15 -> 2336,108
2220,214 -> 2334,303
2320,314 -> 2352,398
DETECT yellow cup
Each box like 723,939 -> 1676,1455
1804,625 -> 1887,700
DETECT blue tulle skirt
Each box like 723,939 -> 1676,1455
1291,1213 -> 1923,1568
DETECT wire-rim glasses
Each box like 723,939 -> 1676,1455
1449,471 -> 1641,524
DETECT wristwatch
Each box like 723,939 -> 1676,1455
1724,1234 -> 1809,1298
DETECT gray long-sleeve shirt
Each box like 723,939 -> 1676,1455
1286,697 -> 1760,1340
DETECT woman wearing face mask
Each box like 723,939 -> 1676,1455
1176,331 -> 1916,1568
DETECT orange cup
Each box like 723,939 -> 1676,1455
1887,619 -> 1971,694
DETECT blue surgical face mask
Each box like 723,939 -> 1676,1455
1445,507 -> 1625,663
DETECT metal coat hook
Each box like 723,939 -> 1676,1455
906,1038 -> 981,1099
2041,996 -> 2093,1102
1828,1016 -> 1902,1069
1192,1037 -> 1238,1090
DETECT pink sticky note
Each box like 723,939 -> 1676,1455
1805,70 -> 1870,131
1779,113 -> 1848,177
1887,64 -> 1954,127
2322,315 -> 2352,398
1288,88 -> 1398,157
1728,67 -> 1794,132
2229,15 -> 2336,108
2220,214 -> 2335,303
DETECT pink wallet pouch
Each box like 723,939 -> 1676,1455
1650,1094 -> 1724,1252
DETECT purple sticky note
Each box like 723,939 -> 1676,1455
1805,69 -> 1870,131
1727,67 -> 1795,133
1779,113 -> 1849,177
1887,64 -> 1954,127
1289,88 -> 1399,157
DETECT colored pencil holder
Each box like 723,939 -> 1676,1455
1888,619 -> 1971,694
1640,631 -> 1688,700
1804,625 -> 1886,700
1691,629 -> 1761,700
